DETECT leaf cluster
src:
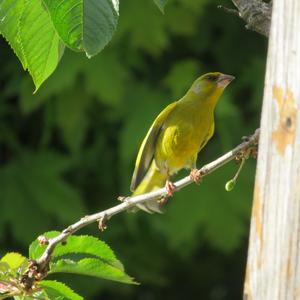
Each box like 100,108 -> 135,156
0,233 -> 135,299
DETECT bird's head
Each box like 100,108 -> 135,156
189,72 -> 235,96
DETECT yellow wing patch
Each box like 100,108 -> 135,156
130,102 -> 177,191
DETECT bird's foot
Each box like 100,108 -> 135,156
98,214 -> 108,232
190,168 -> 202,184
165,180 -> 175,197
158,196 -> 168,206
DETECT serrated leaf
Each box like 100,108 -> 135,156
50,258 -> 137,284
52,235 -> 124,270
0,0 -> 26,68
0,252 -> 26,269
39,280 -> 83,300
30,232 -> 124,271
29,231 -> 59,260
19,0 -> 64,91
43,0 -> 119,57
0,0 -> 64,91
153,0 -> 167,13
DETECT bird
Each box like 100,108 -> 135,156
130,72 -> 235,213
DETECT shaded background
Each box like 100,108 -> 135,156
0,0 -> 267,299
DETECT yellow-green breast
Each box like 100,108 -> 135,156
154,95 -> 215,173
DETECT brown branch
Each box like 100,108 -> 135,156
26,128 -> 260,283
219,0 -> 272,37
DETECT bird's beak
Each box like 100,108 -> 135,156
217,74 -> 235,88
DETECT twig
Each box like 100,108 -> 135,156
218,5 -> 240,17
220,0 -> 272,37
31,128 -> 260,278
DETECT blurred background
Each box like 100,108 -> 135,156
0,0 -> 267,299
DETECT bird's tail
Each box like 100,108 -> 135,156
132,161 -> 168,213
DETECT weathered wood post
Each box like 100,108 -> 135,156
244,0 -> 300,299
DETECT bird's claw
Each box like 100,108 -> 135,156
158,197 -> 168,206
190,168 -> 202,184
98,214 -> 108,232
165,180 -> 175,197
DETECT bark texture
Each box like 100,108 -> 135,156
230,0 -> 272,37
244,0 -> 300,299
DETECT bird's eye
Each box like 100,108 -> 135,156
206,75 -> 218,81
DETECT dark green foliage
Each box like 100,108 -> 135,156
0,0 -> 266,299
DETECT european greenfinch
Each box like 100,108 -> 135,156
130,72 -> 234,213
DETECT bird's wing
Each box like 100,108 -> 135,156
130,102 -> 178,191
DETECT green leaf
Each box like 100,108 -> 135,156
19,0 -> 64,91
0,254 -> 27,297
20,50 -> 129,116
38,280 -> 83,300
29,233 -> 136,285
7,274 -> 83,299
29,233 -> 136,289
0,252 -> 26,269
30,232 -> 123,271
43,0 -> 119,57
0,0 -> 26,68
0,0 -> 64,91
50,258 -> 137,284
153,0 -> 167,13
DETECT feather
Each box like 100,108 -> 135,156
130,102 -> 177,191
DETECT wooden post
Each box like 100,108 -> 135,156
244,0 -> 300,299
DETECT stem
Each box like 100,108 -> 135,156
33,129 -> 260,272
233,156 -> 246,182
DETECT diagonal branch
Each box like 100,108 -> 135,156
220,0 -> 272,37
31,128 -> 260,276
